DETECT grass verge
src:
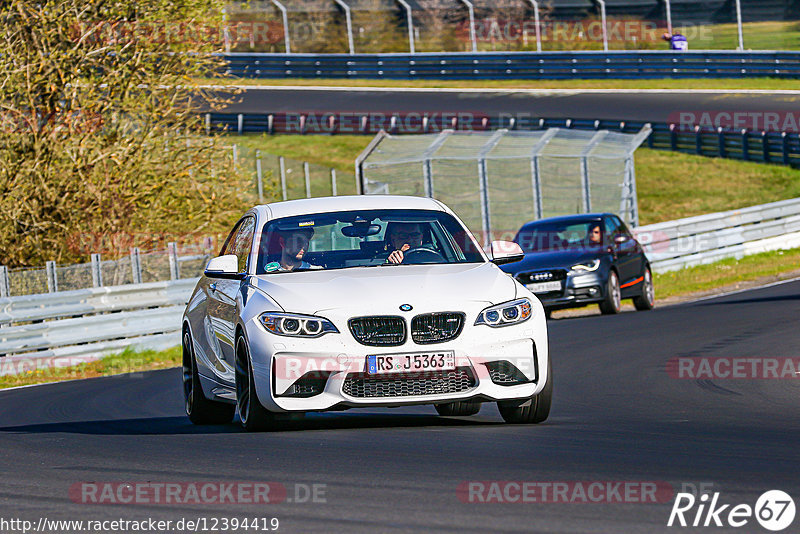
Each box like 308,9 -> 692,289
0,346 -> 181,390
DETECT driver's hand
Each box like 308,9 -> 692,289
387,244 -> 410,264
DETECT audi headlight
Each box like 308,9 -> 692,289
475,298 -> 532,327
259,312 -> 339,338
569,259 -> 601,274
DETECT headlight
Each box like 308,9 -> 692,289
570,259 -> 601,274
475,298 -> 532,327
259,312 -> 339,338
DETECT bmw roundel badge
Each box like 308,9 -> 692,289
399,304 -> 413,312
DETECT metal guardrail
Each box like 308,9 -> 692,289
209,113 -> 800,168
222,51 -> 800,80
635,197 -> 800,272
0,279 -> 196,376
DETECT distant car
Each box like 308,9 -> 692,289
182,195 -> 552,431
501,213 -> 654,316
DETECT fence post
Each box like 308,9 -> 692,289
256,150 -> 264,203
130,247 -> 142,284
46,261 -> 58,293
205,113 -> 211,136
762,131 -> 770,163
279,156 -> 288,201
331,169 -> 338,196
168,242 -> 180,280
669,123 -> 678,151
232,144 -> 238,167
695,125 -> 703,156
91,253 -> 103,288
782,132 -> 790,165
717,127 -> 726,159
304,162 -> 311,198
0,266 -> 9,298
268,114 -> 274,135
477,158 -> 492,248
237,113 -> 243,135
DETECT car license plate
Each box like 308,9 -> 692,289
366,351 -> 456,375
527,281 -> 563,294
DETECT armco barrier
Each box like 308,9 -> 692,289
0,279 -> 196,375
634,197 -> 800,272
222,51 -> 800,80
208,112 -> 800,167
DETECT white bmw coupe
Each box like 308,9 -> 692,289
182,195 -> 551,431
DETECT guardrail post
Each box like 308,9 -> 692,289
694,125 -> 702,156
237,114 -> 243,135
782,132 -> 790,165
205,113 -> 211,136
130,247 -> 142,285
331,168 -> 338,196
256,150 -> 264,202
168,242 -> 180,280
762,131 -> 770,163
669,124 -> 678,151
46,261 -> 58,293
717,127 -> 726,158
91,253 -> 103,288
741,129 -> 750,161
279,156 -> 288,201
304,162 -> 311,198
0,265 -> 9,298
267,114 -> 274,135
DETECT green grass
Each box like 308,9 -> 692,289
654,247 -> 800,299
203,77 -> 800,91
0,346 -> 181,389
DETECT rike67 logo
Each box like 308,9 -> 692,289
668,490 -> 796,531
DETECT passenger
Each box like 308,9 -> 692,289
385,222 -> 424,264
265,228 -> 320,272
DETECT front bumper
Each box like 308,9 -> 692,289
242,305 -> 548,412
524,272 -> 607,310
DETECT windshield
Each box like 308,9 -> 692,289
256,209 -> 484,274
515,220 -> 605,253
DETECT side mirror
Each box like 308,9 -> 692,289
489,241 -> 525,265
204,254 -> 245,280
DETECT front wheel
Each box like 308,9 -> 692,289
183,330 -> 235,425
435,401 -> 481,416
235,335 -> 278,432
599,270 -> 622,315
498,358 -> 552,424
633,266 -> 655,311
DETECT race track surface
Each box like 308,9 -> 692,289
1,280 -> 799,533
222,87 -> 800,124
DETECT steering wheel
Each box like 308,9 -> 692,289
402,246 -> 445,264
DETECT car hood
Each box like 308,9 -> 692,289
502,248 -> 605,274
249,262 -> 516,315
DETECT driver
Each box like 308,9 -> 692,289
386,222 -> 424,264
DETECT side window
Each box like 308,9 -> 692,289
614,216 -> 633,238
604,217 -> 620,239
232,217 -> 256,272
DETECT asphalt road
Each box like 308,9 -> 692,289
222,87 -> 800,124
1,279 -> 799,533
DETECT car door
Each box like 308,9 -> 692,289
207,216 -> 256,381
607,215 -> 642,291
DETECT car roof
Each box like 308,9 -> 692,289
254,195 -> 448,221
519,213 -> 610,229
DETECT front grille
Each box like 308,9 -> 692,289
342,367 -> 476,398
484,361 -> 531,386
411,312 -> 465,344
348,316 -> 406,346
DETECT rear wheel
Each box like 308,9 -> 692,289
183,330 -> 235,425
435,401 -> 481,416
599,270 -> 621,315
235,334 -> 278,432
633,266 -> 655,311
498,359 -> 552,424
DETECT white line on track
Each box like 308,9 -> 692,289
200,84 -> 800,96
679,274 -> 800,305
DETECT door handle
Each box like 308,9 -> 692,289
209,283 -> 217,292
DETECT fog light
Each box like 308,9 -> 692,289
589,287 -> 599,295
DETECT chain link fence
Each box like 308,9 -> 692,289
358,127 -> 650,246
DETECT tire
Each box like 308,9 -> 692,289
633,266 -> 655,311
235,334 -> 278,432
435,401 -> 481,416
498,358 -> 553,424
599,270 -> 622,315
183,330 -> 235,425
